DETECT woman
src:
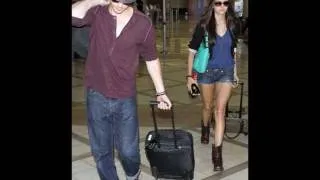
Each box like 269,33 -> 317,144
187,0 -> 240,171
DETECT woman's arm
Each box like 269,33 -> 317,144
187,23 -> 205,75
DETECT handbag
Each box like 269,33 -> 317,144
193,31 -> 209,73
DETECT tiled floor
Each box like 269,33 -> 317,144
72,18 -> 248,180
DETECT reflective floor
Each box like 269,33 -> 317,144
72,18 -> 248,180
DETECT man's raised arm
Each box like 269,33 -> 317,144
72,0 -> 109,26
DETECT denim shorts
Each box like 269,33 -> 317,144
197,67 -> 234,84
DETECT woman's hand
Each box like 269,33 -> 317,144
187,76 -> 198,92
232,74 -> 240,88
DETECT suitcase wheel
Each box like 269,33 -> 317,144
184,172 -> 193,180
178,171 -> 193,180
151,166 -> 158,179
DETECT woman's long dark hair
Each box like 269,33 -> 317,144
199,0 -> 238,45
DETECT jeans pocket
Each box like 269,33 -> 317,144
223,68 -> 234,76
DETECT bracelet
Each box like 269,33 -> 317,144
156,91 -> 166,96
186,75 -> 192,79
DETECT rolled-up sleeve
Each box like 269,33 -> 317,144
188,23 -> 205,52
72,5 -> 100,27
139,24 -> 157,61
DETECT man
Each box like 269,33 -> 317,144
72,0 -> 172,180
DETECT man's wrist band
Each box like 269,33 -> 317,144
156,91 -> 166,96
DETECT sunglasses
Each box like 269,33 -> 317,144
214,1 -> 230,7
111,0 -> 133,5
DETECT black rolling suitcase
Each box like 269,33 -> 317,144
145,101 -> 195,180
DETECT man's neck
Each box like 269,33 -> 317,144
108,5 -> 133,17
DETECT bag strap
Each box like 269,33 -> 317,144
225,82 -> 244,118
204,30 -> 209,48
238,82 -> 244,118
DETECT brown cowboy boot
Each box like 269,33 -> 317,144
212,144 -> 224,171
201,120 -> 210,144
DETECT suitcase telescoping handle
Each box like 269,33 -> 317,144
149,101 -> 178,149
225,82 -> 244,118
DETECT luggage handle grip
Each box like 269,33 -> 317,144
149,101 -> 178,149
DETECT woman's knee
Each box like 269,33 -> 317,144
214,105 -> 226,115
202,102 -> 214,113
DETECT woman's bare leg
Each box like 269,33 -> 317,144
200,84 -> 215,126
213,82 -> 233,146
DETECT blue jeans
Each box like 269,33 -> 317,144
86,88 -> 141,180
